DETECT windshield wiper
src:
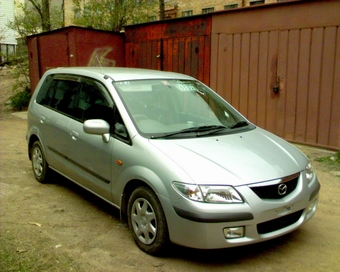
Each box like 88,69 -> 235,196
230,121 -> 248,129
197,125 -> 229,136
151,125 -> 227,139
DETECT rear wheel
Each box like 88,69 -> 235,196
128,186 -> 169,255
31,141 -> 50,183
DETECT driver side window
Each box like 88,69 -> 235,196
80,77 -> 130,142
79,78 -> 113,124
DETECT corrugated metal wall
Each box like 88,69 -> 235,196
125,17 -> 211,85
28,27 -> 125,91
277,26 -> 340,149
210,0 -> 340,149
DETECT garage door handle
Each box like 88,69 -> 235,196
70,131 -> 79,140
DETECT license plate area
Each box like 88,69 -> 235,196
275,204 -> 294,217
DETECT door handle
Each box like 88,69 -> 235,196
70,130 -> 79,140
40,115 -> 46,124
273,76 -> 284,94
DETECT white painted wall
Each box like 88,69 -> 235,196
0,0 -> 17,45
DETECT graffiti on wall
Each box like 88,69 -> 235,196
88,46 -> 116,67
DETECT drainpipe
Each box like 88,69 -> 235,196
159,0 -> 165,20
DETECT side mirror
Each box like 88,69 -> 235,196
83,119 -> 110,143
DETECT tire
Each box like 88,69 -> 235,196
31,141 -> 50,183
128,186 -> 169,255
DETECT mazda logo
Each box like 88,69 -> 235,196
278,184 -> 288,195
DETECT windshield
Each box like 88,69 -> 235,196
114,79 -> 253,138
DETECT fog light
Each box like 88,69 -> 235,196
223,227 -> 245,239
307,199 -> 317,215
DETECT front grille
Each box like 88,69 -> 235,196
249,174 -> 299,199
257,209 -> 303,234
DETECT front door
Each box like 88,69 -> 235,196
64,77 -> 115,201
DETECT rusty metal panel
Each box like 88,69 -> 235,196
304,28 -> 320,145
27,26 -> 125,91
279,25 -> 339,149
27,37 -> 40,92
200,35 -> 211,84
125,17 -> 211,85
257,31 -> 271,130
212,30 -> 279,131
37,31 -> 69,71
282,29 -> 300,142
125,17 -> 211,41
330,27 -> 340,148
72,28 -> 125,67
211,0 -> 340,149
318,27 -> 337,146
265,31 -> 279,134
239,33 -> 250,118
247,32 -> 260,125
294,28 -> 311,143
126,40 -> 161,69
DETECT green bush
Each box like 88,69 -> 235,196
10,87 -> 31,111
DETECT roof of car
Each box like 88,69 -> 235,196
48,67 -> 194,82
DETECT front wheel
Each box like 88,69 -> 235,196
31,141 -> 50,183
128,186 -> 169,255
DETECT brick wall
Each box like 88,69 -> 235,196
61,0 -> 280,26
165,0 -> 278,17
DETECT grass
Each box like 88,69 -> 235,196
315,151 -> 340,174
0,233 -> 80,272
0,235 -> 38,272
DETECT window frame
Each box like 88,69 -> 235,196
249,0 -> 265,6
202,7 -> 214,14
224,3 -> 238,9
182,10 -> 193,17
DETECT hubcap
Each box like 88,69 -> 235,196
32,147 -> 43,177
131,198 -> 157,245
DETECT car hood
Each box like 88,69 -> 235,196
149,128 -> 307,186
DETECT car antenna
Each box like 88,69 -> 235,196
95,55 -> 114,81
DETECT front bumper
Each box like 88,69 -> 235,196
161,174 -> 320,249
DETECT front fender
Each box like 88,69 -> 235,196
112,165 -> 181,207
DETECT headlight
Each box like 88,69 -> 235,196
172,182 -> 203,201
172,182 -> 243,203
305,162 -> 314,183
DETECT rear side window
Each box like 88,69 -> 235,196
36,74 -> 81,118
48,80 -> 80,114
36,75 -> 54,105
37,74 -> 115,123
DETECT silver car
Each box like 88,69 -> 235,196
27,67 -> 320,255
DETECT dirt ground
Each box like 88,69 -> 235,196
0,67 -> 340,271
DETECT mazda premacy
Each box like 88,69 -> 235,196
27,67 -> 320,255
